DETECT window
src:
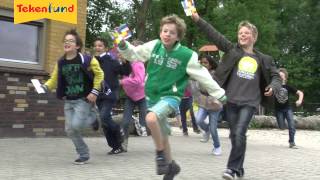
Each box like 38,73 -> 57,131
0,9 -> 46,70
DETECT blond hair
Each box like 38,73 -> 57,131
160,14 -> 186,40
238,21 -> 258,40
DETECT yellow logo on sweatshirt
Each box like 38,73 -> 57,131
237,56 -> 258,80
14,0 -> 77,24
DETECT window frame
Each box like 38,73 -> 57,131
0,9 -> 47,70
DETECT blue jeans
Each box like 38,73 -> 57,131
122,97 -> 147,137
196,107 -> 222,148
179,97 -> 198,133
275,108 -> 296,143
97,98 -> 122,150
64,99 -> 96,159
225,103 -> 255,173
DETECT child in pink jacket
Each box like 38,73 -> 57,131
120,41 -> 148,152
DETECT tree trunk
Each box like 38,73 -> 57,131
136,0 -> 152,41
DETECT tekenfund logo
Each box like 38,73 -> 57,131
14,0 -> 77,24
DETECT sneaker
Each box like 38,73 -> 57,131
183,131 -> 189,136
193,128 -> 201,134
236,168 -> 245,178
156,151 -> 169,175
200,131 -> 210,143
289,142 -> 298,149
141,126 -> 148,137
73,157 -> 89,165
108,147 -> 124,155
163,160 -> 181,180
222,169 -> 235,180
212,146 -> 222,156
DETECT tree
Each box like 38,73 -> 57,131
133,0 -> 152,41
276,0 -> 320,107
86,0 -> 154,46
86,0 -> 112,47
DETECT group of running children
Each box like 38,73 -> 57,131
41,10 -> 303,180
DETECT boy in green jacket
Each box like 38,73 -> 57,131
118,14 -> 226,179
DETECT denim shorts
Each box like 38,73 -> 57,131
147,96 -> 180,135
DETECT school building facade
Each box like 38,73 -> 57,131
0,0 -> 88,137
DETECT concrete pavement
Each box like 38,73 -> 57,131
1,128 -> 320,180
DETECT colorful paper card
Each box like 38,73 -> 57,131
181,0 -> 197,16
111,24 -> 132,44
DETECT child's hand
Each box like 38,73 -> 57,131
41,84 -> 48,93
118,40 -> 126,48
191,12 -> 200,22
264,87 -> 273,96
86,93 -> 97,104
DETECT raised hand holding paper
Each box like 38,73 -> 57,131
111,24 -> 132,44
31,79 -> 45,94
181,0 -> 197,16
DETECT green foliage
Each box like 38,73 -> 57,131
276,0 -> 320,104
86,0 -> 111,47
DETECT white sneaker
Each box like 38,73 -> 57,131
212,146 -> 222,156
200,131 -> 210,143
141,126 -> 148,137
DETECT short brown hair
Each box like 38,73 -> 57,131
63,29 -> 83,53
94,37 -> 108,48
279,68 -> 288,80
238,21 -> 258,40
160,14 -> 186,40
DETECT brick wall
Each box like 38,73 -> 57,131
0,0 -> 88,137
0,72 -> 65,137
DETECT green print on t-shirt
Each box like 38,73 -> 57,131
62,64 -> 85,96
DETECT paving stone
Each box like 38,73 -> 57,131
0,128 -> 319,179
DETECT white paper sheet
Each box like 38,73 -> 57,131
31,79 -> 45,94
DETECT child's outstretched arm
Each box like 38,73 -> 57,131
186,52 -> 226,102
191,12 -> 233,53
118,39 -> 158,63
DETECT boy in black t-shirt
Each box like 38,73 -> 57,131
44,29 -> 104,164
274,68 -> 304,149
